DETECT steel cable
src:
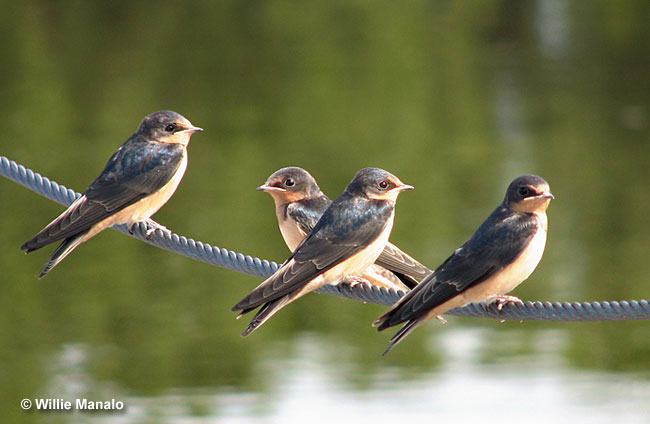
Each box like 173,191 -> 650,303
2,155 -> 648,321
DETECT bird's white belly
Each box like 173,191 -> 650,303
304,213 -> 395,292
277,208 -> 307,252
460,218 -> 547,303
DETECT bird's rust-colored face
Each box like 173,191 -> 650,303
507,176 -> 554,214
363,172 -> 414,202
257,167 -> 321,204
140,111 -> 203,146
156,119 -> 202,146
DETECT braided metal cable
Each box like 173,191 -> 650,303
2,155 -> 649,321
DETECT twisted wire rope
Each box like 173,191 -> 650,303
2,155 -> 649,321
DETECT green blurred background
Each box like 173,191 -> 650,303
1,0 -> 648,422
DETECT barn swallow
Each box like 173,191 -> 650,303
21,110 -> 202,278
257,167 -> 431,291
233,167 -> 414,336
374,175 -> 554,355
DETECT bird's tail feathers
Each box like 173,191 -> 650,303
373,309 -> 395,329
381,319 -> 421,356
241,296 -> 292,337
236,306 -> 258,319
22,230 -> 58,253
38,232 -> 88,278
22,195 -> 87,252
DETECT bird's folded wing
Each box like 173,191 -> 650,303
375,242 -> 431,280
287,196 -> 330,234
22,142 -> 183,250
379,211 -> 538,326
233,201 -> 392,311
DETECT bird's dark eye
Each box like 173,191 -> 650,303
165,124 -> 176,132
379,180 -> 389,189
285,178 -> 295,187
519,186 -> 530,197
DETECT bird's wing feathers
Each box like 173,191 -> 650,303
381,208 -> 538,327
233,198 -> 393,312
375,242 -> 431,280
85,140 -> 183,207
287,196 -> 331,234
22,140 -> 183,250
288,196 -> 424,287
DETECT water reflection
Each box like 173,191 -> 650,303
1,1 -> 648,422
40,329 -> 650,423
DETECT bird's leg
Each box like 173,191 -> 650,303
143,219 -> 171,239
490,295 -> 524,312
339,275 -> 370,287
128,222 -> 139,235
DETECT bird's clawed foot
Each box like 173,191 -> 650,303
143,219 -> 171,239
490,295 -> 523,312
339,275 -> 369,288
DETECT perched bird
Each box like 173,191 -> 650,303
257,166 -> 431,291
234,167 -> 414,336
21,110 -> 203,278
374,175 -> 554,355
